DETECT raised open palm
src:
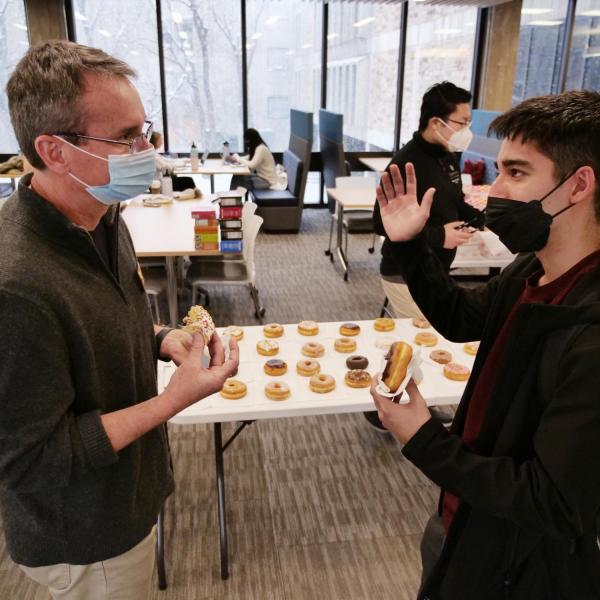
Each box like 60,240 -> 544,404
377,163 -> 436,241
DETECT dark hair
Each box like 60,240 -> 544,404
418,81 -> 472,132
243,128 -> 267,159
489,90 -> 600,222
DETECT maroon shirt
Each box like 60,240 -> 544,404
442,250 -> 600,532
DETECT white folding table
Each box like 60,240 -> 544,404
325,187 -> 376,281
359,156 -> 391,174
122,197 -> 241,327
174,158 -> 251,194
158,318 -> 476,582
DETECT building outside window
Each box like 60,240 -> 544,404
326,0 -> 402,151
513,0 -> 569,103
0,0 -> 29,153
565,0 -> 600,91
72,0 -> 164,140
246,0 -> 321,151
160,0 -> 243,153
400,0 -> 477,145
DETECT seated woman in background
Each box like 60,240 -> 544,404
230,128 -> 285,191
150,131 -> 195,192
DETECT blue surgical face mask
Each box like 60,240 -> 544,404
57,137 -> 156,205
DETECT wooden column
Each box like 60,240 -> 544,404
25,0 -> 68,45
479,0 -> 523,112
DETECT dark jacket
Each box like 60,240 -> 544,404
0,175 -> 174,566
388,233 -> 600,599
373,132 -> 483,277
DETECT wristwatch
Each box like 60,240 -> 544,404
156,327 -> 174,360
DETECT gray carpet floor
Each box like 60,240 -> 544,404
0,209 -> 441,599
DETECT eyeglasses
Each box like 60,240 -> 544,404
54,120 -> 153,154
446,118 -> 472,128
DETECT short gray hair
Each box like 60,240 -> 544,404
6,40 -> 136,170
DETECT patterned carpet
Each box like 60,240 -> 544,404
0,209 -> 439,599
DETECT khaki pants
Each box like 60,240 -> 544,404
381,278 -> 425,320
19,526 -> 156,600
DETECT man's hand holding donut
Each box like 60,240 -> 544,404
370,377 -> 432,444
377,163 -> 436,242
163,333 -> 239,415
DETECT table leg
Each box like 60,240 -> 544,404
214,423 -> 229,580
156,509 -> 167,589
335,202 -> 349,281
165,256 -> 178,328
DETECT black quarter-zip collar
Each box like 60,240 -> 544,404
412,131 -> 450,160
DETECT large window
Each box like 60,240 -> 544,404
247,0 -> 321,151
0,0 -> 29,153
566,0 -> 600,91
513,0 -> 569,104
400,1 -> 477,145
161,0 -> 243,153
326,0 -> 402,151
73,0 -> 164,135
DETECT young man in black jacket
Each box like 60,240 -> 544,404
371,90 -> 600,599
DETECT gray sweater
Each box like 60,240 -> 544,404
0,175 -> 174,566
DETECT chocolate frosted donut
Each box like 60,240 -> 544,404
340,322 -> 360,336
264,359 -> 288,376
346,355 -> 369,370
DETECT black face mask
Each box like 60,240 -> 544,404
484,172 -> 576,254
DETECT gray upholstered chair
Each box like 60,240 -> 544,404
250,149 -> 304,233
251,138 -> 311,233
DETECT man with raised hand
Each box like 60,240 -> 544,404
371,91 -> 600,599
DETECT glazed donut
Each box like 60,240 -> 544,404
344,369 -> 372,388
346,355 -> 369,370
382,341 -> 413,394
256,339 -> 279,356
301,341 -> 325,358
263,323 -> 284,338
334,337 -> 357,353
264,359 -> 287,376
374,336 -> 395,351
463,341 -> 480,356
443,362 -> 471,382
297,320 -> 319,336
220,379 -> 247,400
414,332 -> 438,347
429,349 -> 452,365
411,317 -> 430,329
374,317 -> 395,332
339,322 -> 360,337
264,381 -> 291,401
309,373 -> 336,393
222,325 -> 244,341
182,305 -> 215,343
296,359 -> 321,377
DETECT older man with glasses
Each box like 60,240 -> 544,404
0,40 -> 239,599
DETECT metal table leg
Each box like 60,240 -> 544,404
335,202 -> 349,281
156,509 -> 167,589
214,421 -> 254,581
214,423 -> 229,580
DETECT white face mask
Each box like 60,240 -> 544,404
56,137 -> 156,205
436,119 -> 473,152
